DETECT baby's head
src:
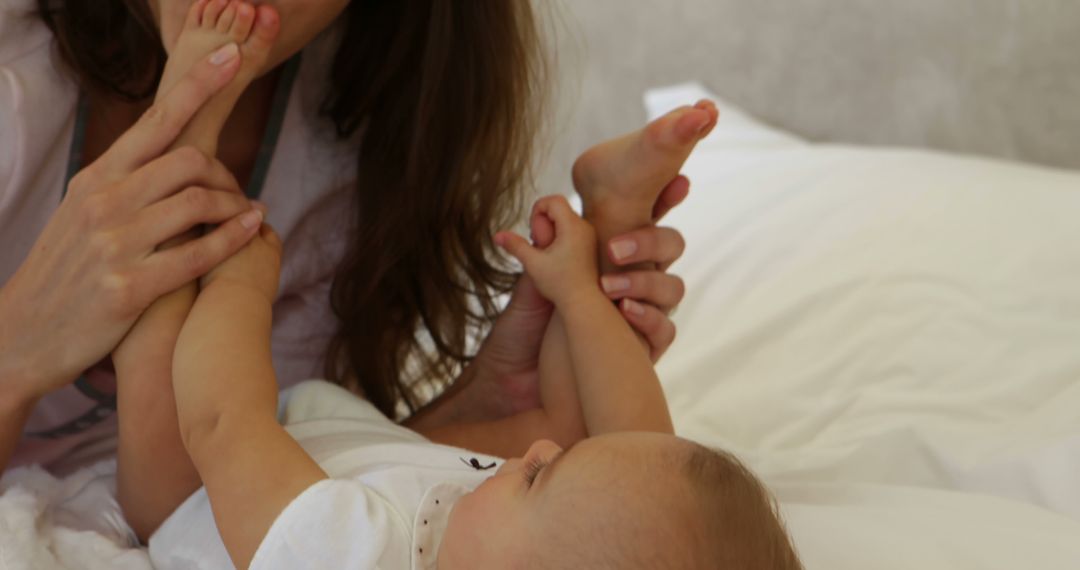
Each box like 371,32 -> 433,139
439,432 -> 802,569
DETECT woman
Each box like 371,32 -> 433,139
0,0 -> 690,474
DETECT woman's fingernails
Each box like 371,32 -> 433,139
622,299 -> 646,316
601,276 -> 632,293
239,209 -> 263,230
610,239 -> 638,262
210,43 -> 240,66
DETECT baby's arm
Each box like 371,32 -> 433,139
500,197 -> 673,435
172,225 -> 326,569
425,197 -> 671,456
113,256 -> 201,542
420,201 -> 587,457
422,304 -> 586,456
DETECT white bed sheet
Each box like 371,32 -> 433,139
647,83 -> 1080,568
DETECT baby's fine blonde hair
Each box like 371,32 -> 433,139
527,441 -> 803,569
684,443 -> 803,569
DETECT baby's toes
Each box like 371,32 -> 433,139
184,0 -> 208,30
217,2 -> 238,33
693,99 -> 720,136
674,107 -> 714,143
244,5 -> 281,61
645,107 -> 711,150
230,2 -> 257,42
202,0 -> 227,29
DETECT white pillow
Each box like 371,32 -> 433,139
647,84 -> 1080,568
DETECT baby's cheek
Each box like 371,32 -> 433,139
443,495 -> 490,555
459,485 -> 507,529
446,492 -> 479,529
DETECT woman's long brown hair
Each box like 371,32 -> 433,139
36,0 -> 549,419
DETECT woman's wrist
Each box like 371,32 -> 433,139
0,361 -> 43,417
0,384 -> 38,472
0,285 -> 61,403
0,339 -> 49,408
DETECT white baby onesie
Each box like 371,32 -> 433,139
148,381 -> 501,570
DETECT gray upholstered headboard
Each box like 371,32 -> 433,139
540,0 -> 1080,189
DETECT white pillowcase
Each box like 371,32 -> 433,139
647,84 -> 1080,568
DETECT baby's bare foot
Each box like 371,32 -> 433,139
573,100 -> 718,274
574,100 -> 718,218
158,0 -> 280,156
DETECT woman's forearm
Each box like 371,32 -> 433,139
0,380 -> 38,472
0,310 -> 46,470
0,306 -> 62,471
0,287 -> 65,402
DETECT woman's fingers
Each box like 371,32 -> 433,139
607,226 -> 686,271
600,271 -> 685,313
140,209 -> 263,292
125,148 -> 243,208
100,43 -> 241,176
652,175 -> 691,222
130,186 -> 259,249
619,299 -> 677,362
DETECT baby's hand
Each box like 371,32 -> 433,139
199,221 -> 282,303
495,195 -> 599,308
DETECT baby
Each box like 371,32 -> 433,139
116,2 -> 803,568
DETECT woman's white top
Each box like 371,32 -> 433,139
1,0 -> 359,471
149,381 -> 501,570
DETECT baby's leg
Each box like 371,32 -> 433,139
574,101 -> 718,275
114,0 -> 279,542
533,104 -> 718,440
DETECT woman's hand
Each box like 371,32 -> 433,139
595,175 -> 691,361
406,177 -> 690,430
0,47 -> 261,402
